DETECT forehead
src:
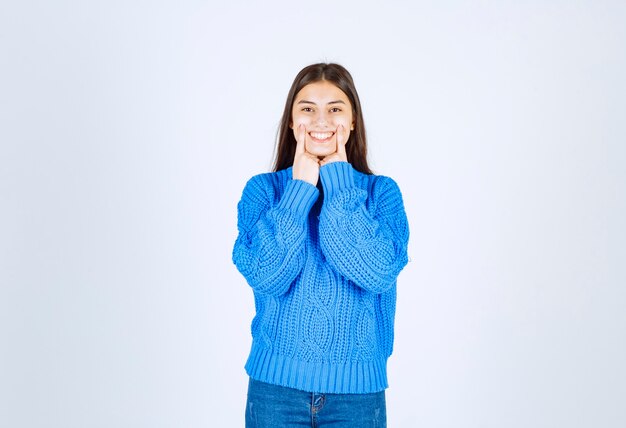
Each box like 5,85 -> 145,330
294,80 -> 350,104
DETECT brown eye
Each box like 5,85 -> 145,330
330,107 -> 341,113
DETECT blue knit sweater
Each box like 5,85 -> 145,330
232,161 -> 409,394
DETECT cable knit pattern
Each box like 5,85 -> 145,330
232,161 -> 409,394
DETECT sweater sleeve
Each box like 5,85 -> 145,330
232,173 -> 319,296
318,162 -> 409,294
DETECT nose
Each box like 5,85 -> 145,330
314,111 -> 329,126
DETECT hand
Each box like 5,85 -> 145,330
319,124 -> 348,167
292,124 -> 320,186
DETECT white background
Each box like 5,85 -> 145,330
1,1 -> 625,427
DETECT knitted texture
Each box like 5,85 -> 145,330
232,161 -> 409,394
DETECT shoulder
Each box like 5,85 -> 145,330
354,169 -> 404,198
240,168 -> 292,201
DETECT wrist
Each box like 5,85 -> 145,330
319,161 -> 354,198
277,178 -> 320,216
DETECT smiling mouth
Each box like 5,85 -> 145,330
309,131 -> 334,142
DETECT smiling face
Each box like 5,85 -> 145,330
290,80 -> 354,158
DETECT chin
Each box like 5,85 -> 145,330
306,146 -> 333,158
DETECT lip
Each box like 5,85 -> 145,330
309,131 -> 335,143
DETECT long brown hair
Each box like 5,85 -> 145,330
272,63 -> 372,174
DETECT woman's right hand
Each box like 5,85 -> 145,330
292,124 -> 320,186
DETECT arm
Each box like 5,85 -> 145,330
232,174 -> 319,296
318,162 -> 409,294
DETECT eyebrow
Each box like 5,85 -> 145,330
297,100 -> 346,105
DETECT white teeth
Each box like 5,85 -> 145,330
310,132 -> 333,140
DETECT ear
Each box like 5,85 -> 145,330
350,121 -> 355,131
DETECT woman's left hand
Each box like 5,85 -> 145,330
320,124 -> 349,167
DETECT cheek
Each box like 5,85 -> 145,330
339,119 -> 351,129
335,114 -> 352,128
291,112 -> 309,127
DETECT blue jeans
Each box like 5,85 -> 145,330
245,377 -> 387,427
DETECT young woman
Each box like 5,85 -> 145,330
232,63 -> 409,427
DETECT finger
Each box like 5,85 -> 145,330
307,154 -> 321,164
320,154 -> 338,167
295,124 -> 306,155
336,125 -> 347,157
